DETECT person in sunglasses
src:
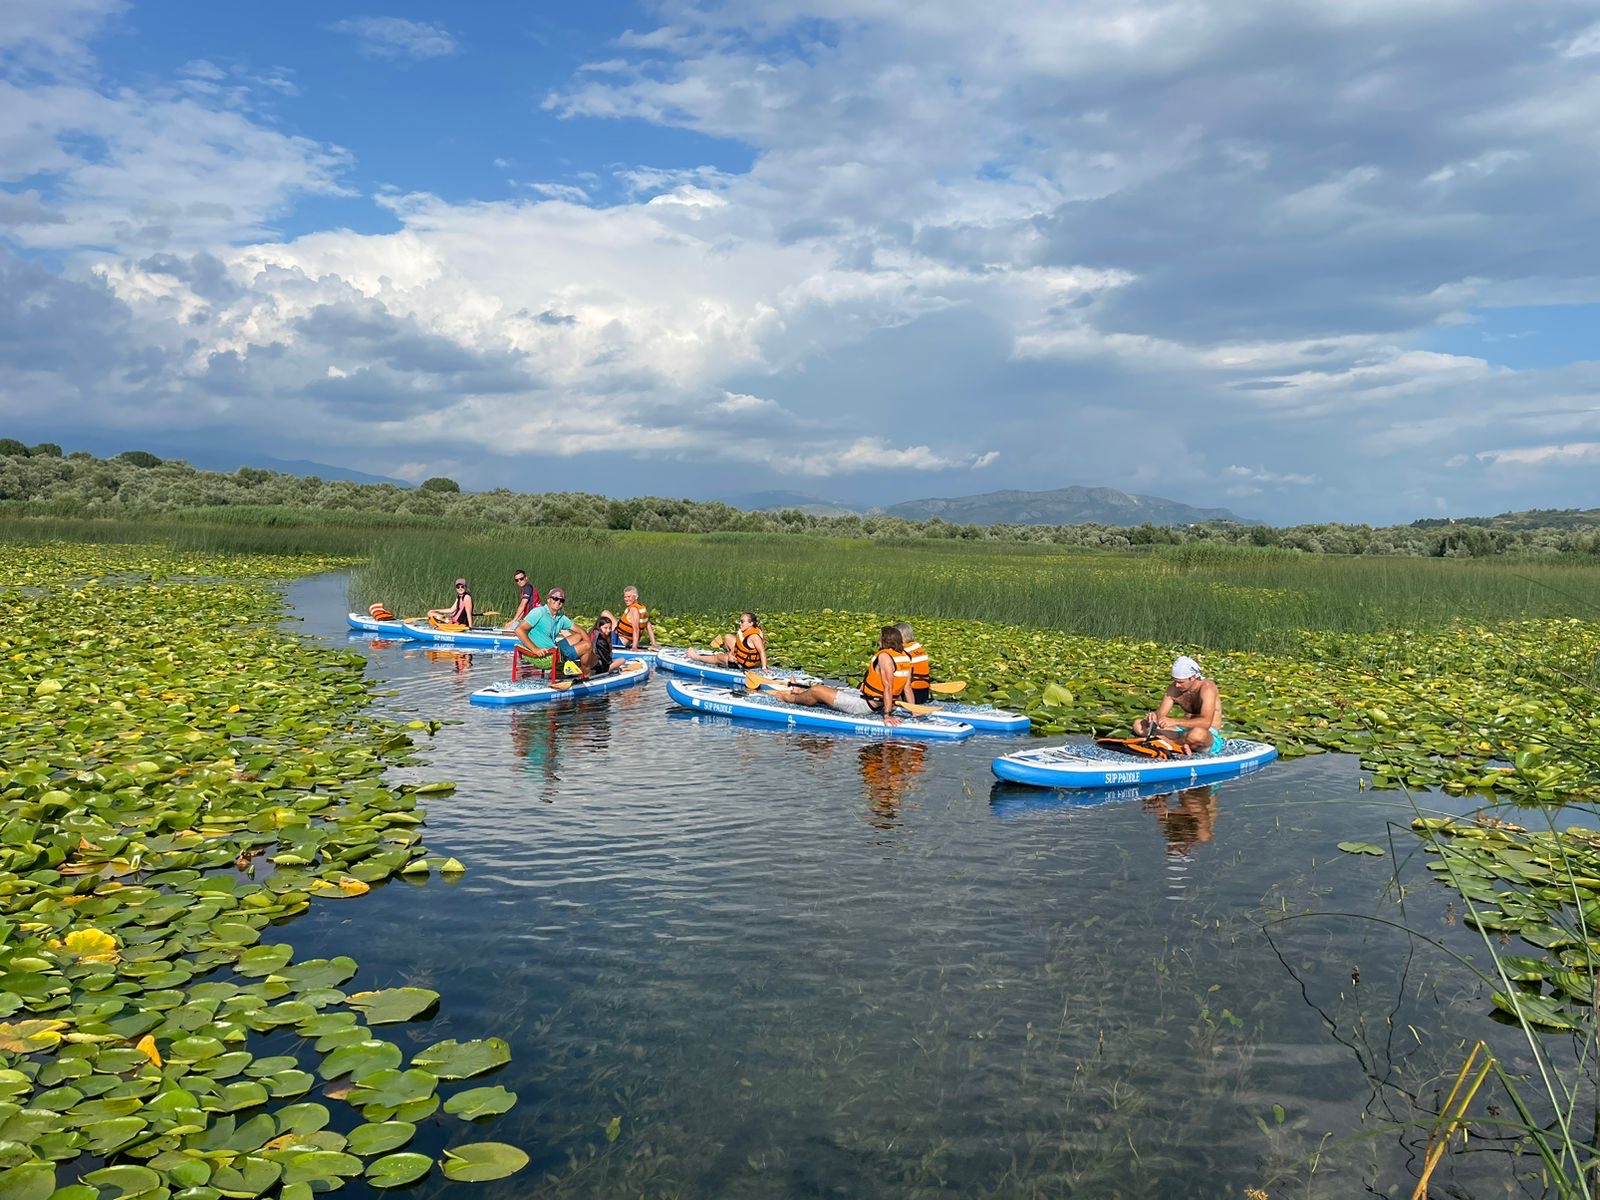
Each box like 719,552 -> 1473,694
514,588 -> 596,679
427,578 -> 473,627
502,569 -> 540,632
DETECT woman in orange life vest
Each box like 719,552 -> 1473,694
894,622 -> 931,704
427,578 -> 473,627
767,626 -> 915,723
687,612 -> 767,671
600,586 -> 659,650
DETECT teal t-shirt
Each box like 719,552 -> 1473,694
520,605 -> 574,649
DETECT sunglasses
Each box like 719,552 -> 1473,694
456,585 -> 466,590
549,595 -> 565,602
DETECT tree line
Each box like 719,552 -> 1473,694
1,443 -> 1597,558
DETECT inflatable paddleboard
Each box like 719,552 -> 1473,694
348,611 -> 414,637
657,650 -> 1027,733
665,677 -> 974,741
398,621 -> 657,662
470,658 -> 653,707
992,738 -> 1276,789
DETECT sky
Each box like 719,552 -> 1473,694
2,0 -> 1599,524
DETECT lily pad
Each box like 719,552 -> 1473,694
443,1086 -> 517,1120
345,1121 -> 415,1155
364,1152 -> 432,1189
344,989 -> 439,1025
438,1141 -> 529,1182
410,1038 -> 510,1080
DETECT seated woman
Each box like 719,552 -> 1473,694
687,612 -> 765,670
766,626 -> 913,723
427,578 -> 473,627
589,616 -> 620,673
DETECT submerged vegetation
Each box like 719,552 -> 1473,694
0,543 -> 525,1197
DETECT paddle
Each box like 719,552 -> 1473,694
927,681 -> 967,695
742,673 -> 943,718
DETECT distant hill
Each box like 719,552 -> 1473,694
184,452 -> 411,488
720,490 -> 861,517
877,486 -> 1253,527
1412,507 -> 1600,531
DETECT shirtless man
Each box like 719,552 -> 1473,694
1133,655 -> 1224,754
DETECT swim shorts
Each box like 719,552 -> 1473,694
828,688 -> 874,716
1209,728 -> 1226,754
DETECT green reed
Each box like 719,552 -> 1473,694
6,515 -> 1597,650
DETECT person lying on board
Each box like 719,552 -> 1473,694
895,622 -> 931,704
766,626 -> 914,725
600,586 -> 659,650
687,612 -> 767,670
503,568 -> 539,632
427,578 -> 473,627
1133,656 -> 1224,754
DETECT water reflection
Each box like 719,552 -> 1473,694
509,701 -> 614,801
858,740 -> 926,830
1144,785 -> 1221,856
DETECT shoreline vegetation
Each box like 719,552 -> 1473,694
4,445 -> 1600,557
0,542 -> 526,1196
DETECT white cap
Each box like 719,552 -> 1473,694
1171,655 -> 1201,680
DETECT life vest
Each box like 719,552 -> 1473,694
860,649 -> 912,709
368,602 -> 395,621
1096,735 -> 1188,760
901,638 -> 929,685
617,602 -> 649,643
733,626 -> 764,669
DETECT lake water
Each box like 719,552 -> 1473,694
286,573 -> 1532,1199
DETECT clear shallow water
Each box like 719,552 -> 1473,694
282,574 -> 1529,1199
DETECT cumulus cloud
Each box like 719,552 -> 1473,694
330,16 -> 459,61
6,0 -> 1600,517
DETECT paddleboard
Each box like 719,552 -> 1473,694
399,620 -> 658,661
665,677 -> 974,741
657,649 -> 1027,733
470,659 -> 653,707
347,611 -> 413,637
991,738 -> 1277,789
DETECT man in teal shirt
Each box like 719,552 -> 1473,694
515,588 -> 577,678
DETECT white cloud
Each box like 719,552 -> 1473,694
330,16 -> 459,62
1476,441 -> 1600,467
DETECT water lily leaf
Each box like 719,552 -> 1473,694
320,1041 -> 400,1081
1492,989 -> 1576,1031
80,1116 -> 147,1154
0,1023 -> 67,1054
439,1142 -> 529,1182
345,1121 -> 414,1156
345,989 -> 438,1025
411,1038 -> 510,1080
79,1164 -> 160,1197
1336,841 -> 1385,856
270,1103 -> 329,1136
364,1152 -> 431,1189
442,1086 -> 516,1120
0,1162 -> 55,1200
346,1069 -> 436,1113
59,930 -> 119,964
272,1150 -> 361,1186
207,1154 -> 280,1198
133,1035 -> 161,1067
234,945 -> 293,977
276,958 -> 356,991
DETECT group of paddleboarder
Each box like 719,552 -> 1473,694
424,573 -> 1225,750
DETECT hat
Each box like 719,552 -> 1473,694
455,577 -> 467,586
1171,655 -> 1201,680
548,588 -> 566,601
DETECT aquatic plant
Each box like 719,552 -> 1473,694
0,542 -> 524,1197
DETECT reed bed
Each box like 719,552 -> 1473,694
6,515 -> 1596,650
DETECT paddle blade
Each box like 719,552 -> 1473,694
744,672 -> 792,692
928,680 -> 967,695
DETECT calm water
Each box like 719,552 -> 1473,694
283,574 -> 1530,1199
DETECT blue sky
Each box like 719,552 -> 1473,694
3,0 -> 1599,524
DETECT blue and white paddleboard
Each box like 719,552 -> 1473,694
657,649 -> 1027,733
399,620 -> 657,661
470,658 -> 653,707
347,612 -> 413,637
665,677 -> 974,741
991,738 -> 1277,789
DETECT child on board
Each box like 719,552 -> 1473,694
895,622 -> 931,704
1132,655 -> 1225,754
687,612 -> 767,671
427,578 -> 473,627
765,626 -> 915,724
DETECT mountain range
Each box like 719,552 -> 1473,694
722,485 -> 1253,527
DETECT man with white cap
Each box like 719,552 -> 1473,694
1133,655 -> 1224,754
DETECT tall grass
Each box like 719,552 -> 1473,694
5,515 -> 1597,649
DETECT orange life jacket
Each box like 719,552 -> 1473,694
733,626 -> 764,669
860,649 -> 912,709
617,601 -> 649,643
901,638 -> 929,685
368,602 -> 395,621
